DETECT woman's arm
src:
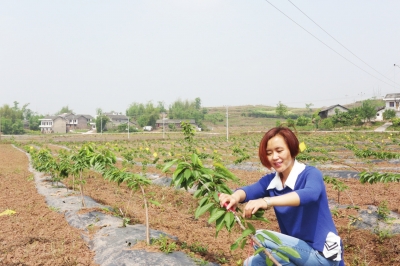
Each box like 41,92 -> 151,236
268,191 -> 300,207
243,192 -> 300,218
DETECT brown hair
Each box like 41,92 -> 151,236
258,127 -> 299,169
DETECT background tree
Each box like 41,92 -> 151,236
96,108 -> 102,117
56,106 -> 73,115
157,101 -> 166,113
95,115 -> 109,132
0,103 -> 26,134
195,97 -> 201,110
28,114 -> 42,131
168,98 -> 206,129
305,103 -> 314,115
359,99 -> 378,123
205,112 -> 224,125
126,102 -> 160,128
275,101 -> 288,118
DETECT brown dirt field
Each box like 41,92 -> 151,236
0,144 -> 97,266
1,142 -> 400,266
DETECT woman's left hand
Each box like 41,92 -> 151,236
243,198 -> 268,218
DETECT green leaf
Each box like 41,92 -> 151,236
191,153 -> 199,166
173,173 -> 184,187
192,170 -> 200,180
172,167 -> 185,179
277,246 -> 301,258
198,196 -> 209,207
224,212 -> 235,230
256,234 -> 265,242
266,258 -> 274,266
249,216 -> 269,223
275,251 -> 290,262
261,230 -> 282,245
148,199 -> 161,206
246,222 -> 256,234
207,209 -> 226,224
241,228 -> 253,238
230,242 -> 239,251
162,159 -> 177,172
253,209 -> 265,217
240,238 -> 247,249
254,247 -> 265,255
193,188 -> 202,198
214,215 -> 225,235
215,217 -> 225,234
213,191 -> 219,203
194,203 -> 214,219
184,168 -> 192,179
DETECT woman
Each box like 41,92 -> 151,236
219,127 -> 344,266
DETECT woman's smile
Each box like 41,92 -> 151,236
266,135 -> 294,179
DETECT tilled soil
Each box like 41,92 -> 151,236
0,144 -> 97,266
1,143 -> 400,265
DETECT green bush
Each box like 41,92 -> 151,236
320,118 -> 334,130
383,109 -> 396,120
296,116 -> 310,126
392,117 -> 400,127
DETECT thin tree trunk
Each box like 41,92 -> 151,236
139,185 -> 150,245
79,171 -> 86,207
126,189 -> 134,216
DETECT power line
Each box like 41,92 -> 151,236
287,0 -> 397,86
264,0 -> 399,88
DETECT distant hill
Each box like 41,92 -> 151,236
202,98 -> 385,133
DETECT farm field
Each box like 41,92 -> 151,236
1,129 -> 400,265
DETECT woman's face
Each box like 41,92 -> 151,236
266,134 -> 294,176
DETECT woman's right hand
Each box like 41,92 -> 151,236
219,193 -> 240,211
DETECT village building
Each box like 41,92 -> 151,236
39,113 -> 93,134
318,105 -> 349,119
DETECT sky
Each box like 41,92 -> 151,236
1,1 -> 400,116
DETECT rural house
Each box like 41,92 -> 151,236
383,93 -> 400,117
102,112 -> 135,131
374,106 -> 386,121
318,104 -> 349,119
39,116 -> 66,134
39,113 -> 93,134
63,113 -> 94,131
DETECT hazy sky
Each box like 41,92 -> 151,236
1,1 -> 400,116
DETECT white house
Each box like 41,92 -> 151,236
374,106 -> 385,121
383,93 -> 400,117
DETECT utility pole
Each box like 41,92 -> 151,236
162,112 -> 165,139
226,106 -> 229,141
127,116 -> 130,139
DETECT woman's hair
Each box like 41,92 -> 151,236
258,127 -> 299,169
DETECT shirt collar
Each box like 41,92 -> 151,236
267,160 -> 306,190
